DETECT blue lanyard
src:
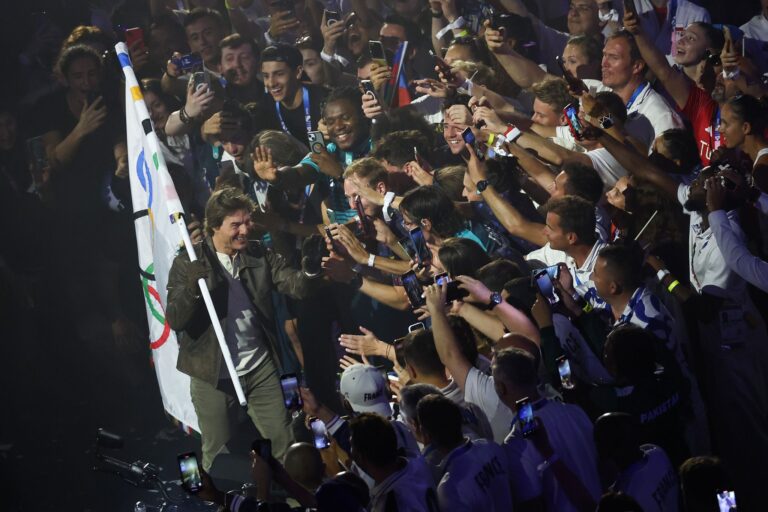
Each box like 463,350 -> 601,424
713,108 -> 721,148
275,86 -> 312,135
625,82 -> 648,111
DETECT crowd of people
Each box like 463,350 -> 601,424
2,0 -> 768,510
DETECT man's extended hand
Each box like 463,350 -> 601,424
309,145 -> 344,178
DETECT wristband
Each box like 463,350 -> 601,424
430,9 -> 443,18
367,253 -> 376,267
656,269 -> 670,282
504,125 -> 522,142
454,29 -> 470,38
179,107 -> 191,125
436,16 -> 466,39
582,301 -> 593,313
667,280 -> 681,293
382,191 -> 396,222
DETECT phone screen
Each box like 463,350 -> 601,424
398,237 -> 417,260
516,399 -> 536,437
461,127 -> 476,146
175,53 -> 203,73
434,272 -> 451,286
563,104 -> 584,139
544,265 -> 560,280
310,419 -> 331,449
401,271 -> 425,308
178,452 -> 202,493
26,137 -> 48,170
409,228 -> 431,266
125,27 -> 145,51
361,80 -> 376,96
717,490 -> 737,512
535,271 -> 560,305
557,357 -> 575,390
280,374 -> 302,409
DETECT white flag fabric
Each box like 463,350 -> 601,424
116,43 -> 199,432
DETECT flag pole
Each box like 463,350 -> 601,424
116,43 -> 247,406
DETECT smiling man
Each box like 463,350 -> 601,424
166,188 -> 326,471
184,8 -> 227,72
260,44 -> 328,144
219,34 -> 269,106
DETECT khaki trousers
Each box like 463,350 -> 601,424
190,357 -> 294,470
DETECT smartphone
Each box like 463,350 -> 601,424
324,9 -> 340,25
310,418 -> 331,449
408,321 -> 425,332
280,373 -> 302,409
192,71 -> 209,92
623,0 -> 638,18
361,79 -> 376,97
490,13 -> 511,32
534,269 -> 560,305
445,281 -> 470,303
516,398 -> 537,437
177,452 -> 202,493
413,146 -> 432,173
408,227 -> 432,266
173,52 -> 204,73
563,103 -> 584,140
217,160 -> 236,179
557,356 -> 575,390
461,127 -> 476,146
392,337 -> 406,366
716,490 -> 737,511
307,130 -> 325,154
434,272 -> 451,286
355,196 -> 374,238
398,236 -> 418,260
252,439 -> 272,459
555,55 -> 588,94
124,27 -> 146,52
26,136 -> 48,170
543,264 -> 561,281
401,270 -> 425,308
368,40 -> 388,66
325,226 -> 345,254
433,54 -> 454,80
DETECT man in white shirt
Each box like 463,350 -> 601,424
415,394 -> 512,512
493,348 -> 602,511
594,412 -> 679,512
349,413 -> 438,512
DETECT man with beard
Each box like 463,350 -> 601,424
623,10 -> 731,165
219,34 -> 270,107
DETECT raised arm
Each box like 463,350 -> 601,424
424,283 -> 473,389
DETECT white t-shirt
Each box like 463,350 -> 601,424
503,399 -> 602,511
464,367 -> 515,443
612,444 -> 680,512
437,439 -> 513,512
525,240 -> 607,302
581,79 -> 683,149
370,457 -> 438,512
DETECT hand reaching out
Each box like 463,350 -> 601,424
339,326 -> 385,358
252,146 -> 278,181
455,275 -> 491,305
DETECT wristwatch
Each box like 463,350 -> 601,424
598,114 -> 614,130
476,179 -> 489,193
488,291 -> 503,309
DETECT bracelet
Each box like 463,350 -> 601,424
179,107 -> 191,125
504,124 -> 522,142
454,29 -> 470,38
667,280 -> 681,293
656,269 -> 670,282
367,253 -> 376,267
430,9 -> 443,18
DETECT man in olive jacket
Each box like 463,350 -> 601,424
166,188 -> 324,470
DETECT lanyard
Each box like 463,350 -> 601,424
713,107 -> 721,149
625,82 -> 648,111
275,86 -> 311,135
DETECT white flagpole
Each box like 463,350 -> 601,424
116,43 -> 247,406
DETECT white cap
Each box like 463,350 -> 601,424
339,364 -> 392,417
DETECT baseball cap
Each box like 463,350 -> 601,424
339,364 -> 392,417
261,43 -> 303,69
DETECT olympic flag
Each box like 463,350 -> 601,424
116,43 -> 199,432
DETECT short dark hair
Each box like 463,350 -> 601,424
545,195 -> 596,245
349,413 -> 398,467
604,324 -> 659,381
657,129 -> 701,173
219,33 -> 260,55
383,14 -> 421,46
433,165 -> 466,201
416,394 -> 464,448
140,78 -> 180,112
476,259 -> 523,292
442,93 -> 472,112
530,78 -> 576,113
598,243 -> 644,291
402,329 -> 444,377
493,347 -> 539,387
204,188 -> 255,236
261,43 -> 303,69
437,237 -> 491,278
727,94 -> 768,139
183,7 -> 224,29
561,163 -> 604,205
593,91 -> 628,124
56,44 -> 102,77
323,85 -> 365,120
371,130 -> 432,167
566,34 -> 603,65
399,185 -> 465,239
